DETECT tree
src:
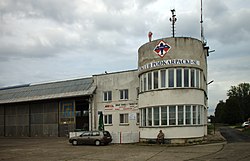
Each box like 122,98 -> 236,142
215,100 -> 225,123
227,83 -> 250,121
215,83 -> 250,124
223,97 -> 241,124
98,112 -> 104,131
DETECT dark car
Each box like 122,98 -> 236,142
69,131 -> 112,146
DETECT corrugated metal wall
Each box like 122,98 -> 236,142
5,104 -> 29,137
0,101 -> 59,137
0,106 -> 4,136
30,102 -> 58,137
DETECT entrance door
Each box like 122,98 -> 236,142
75,100 -> 89,130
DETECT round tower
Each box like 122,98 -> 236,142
138,37 -> 209,143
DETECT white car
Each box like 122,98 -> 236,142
242,121 -> 249,128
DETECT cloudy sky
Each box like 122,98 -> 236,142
0,0 -> 249,115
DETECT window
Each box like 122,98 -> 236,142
60,102 -> 75,124
160,70 -> 166,88
153,107 -> 159,125
186,105 -> 191,125
193,105 -> 197,124
104,114 -> 112,125
141,105 -> 203,127
184,69 -> 189,87
140,76 -> 143,92
142,108 -> 146,126
168,69 -> 174,87
148,108 -> 152,126
143,75 -> 147,91
136,113 -> 140,124
196,70 -> 200,88
120,89 -> 128,100
153,71 -> 159,89
103,91 -> 112,101
161,106 -> 167,125
198,106 -> 201,124
178,106 -> 184,125
148,72 -> 152,90
140,68 -> 203,92
92,131 -> 100,136
191,69 -> 195,87
176,69 -> 182,87
120,113 -> 128,124
169,106 -> 176,125
82,131 -> 91,136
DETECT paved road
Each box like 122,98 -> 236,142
220,126 -> 250,143
0,127 -> 249,161
0,138 -> 224,161
190,127 -> 250,161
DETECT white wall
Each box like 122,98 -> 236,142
139,89 -> 205,108
140,126 -> 205,139
93,70 -> 140,143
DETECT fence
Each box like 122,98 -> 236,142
110,131 -> 140,144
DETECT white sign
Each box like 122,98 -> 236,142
129,113 -> 136,120
139,59 -> 200,71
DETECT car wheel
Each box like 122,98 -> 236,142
95,140 -> 101,146
72,140 -> 78,146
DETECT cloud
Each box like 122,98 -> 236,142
0,0 -> 250,117
205,0 -> 250,44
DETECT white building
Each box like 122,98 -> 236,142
0,37 -> 209,144
91,37 -> 209,144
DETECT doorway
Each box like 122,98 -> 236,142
75,100 -> 89,130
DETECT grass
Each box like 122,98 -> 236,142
207,124 -> 215,135
242,127 -> 250,136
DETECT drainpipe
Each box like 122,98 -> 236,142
89,95 -> 93,131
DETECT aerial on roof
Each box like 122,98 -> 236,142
0,77 -> 96,104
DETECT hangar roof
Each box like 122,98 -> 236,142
0,77 -> 96,104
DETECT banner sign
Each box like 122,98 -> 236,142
104,103 -> 138,111
139,59 -> 200,71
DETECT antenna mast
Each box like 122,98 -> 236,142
170,9 -> 177,37
200,0 -> 205,44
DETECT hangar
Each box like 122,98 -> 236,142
0,78 -> 96,137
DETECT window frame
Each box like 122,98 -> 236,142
184,68 -> 189,87
153,71 -> 159,89
153,107 -> 159,126
119,89 -> 129,100
160,70 -> 166,88
119,113 -> 129,124
185,105 -> 191,125
104,114 -> 112,125
169,105 -> 176,125
168,69 -> 174,87
176,68 -> 182,87
103,91 -> 112,102
161,106 -> 167,125
148,72 -> 152,90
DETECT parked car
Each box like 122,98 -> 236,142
69,131 -> 112,146
242,121 -> 250,128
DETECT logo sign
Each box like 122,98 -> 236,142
154,40 -> 171,58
